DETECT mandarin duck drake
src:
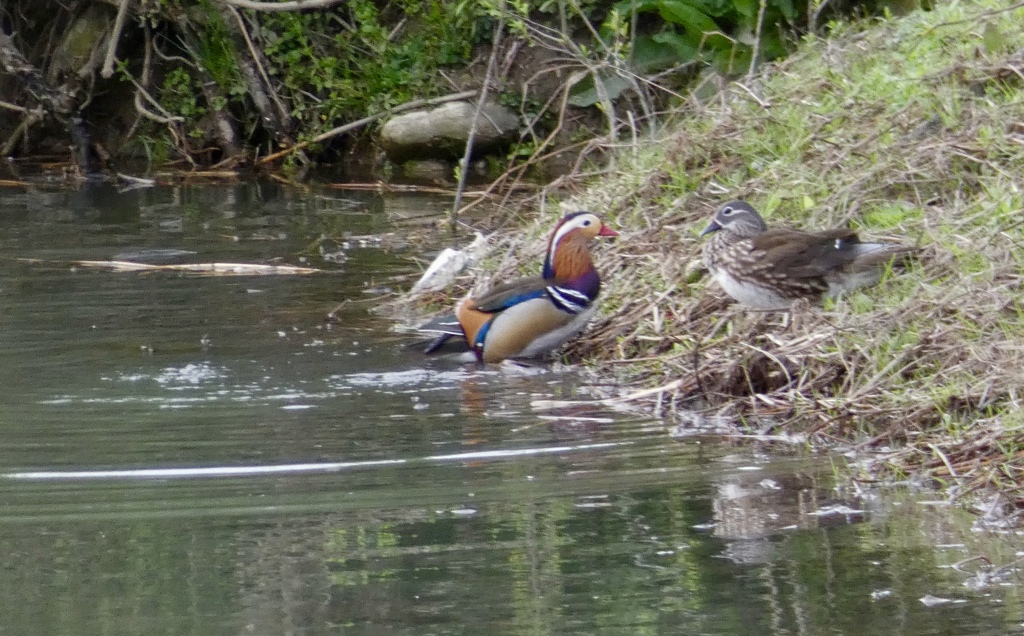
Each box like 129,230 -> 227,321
700,200 -> 915,310
420,211 -> 618,363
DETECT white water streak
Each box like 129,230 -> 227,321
7,442 -> 624,481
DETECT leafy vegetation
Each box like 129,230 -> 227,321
2,0 -> 933,166
5,0 -> 937,167
260,0 -> 480,132
629,0 -> 795,74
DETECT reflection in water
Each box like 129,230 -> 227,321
0,470 -> 1008,636
0,182 -> 1019,635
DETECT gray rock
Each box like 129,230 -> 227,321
380,101 -> 519,163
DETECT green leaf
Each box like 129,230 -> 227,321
710,43 -> 751,74
615,0 -> 665,14
652,31 -> 699,62
658,1 -> 720,35
774,0 -> 797,21
692,0 -> 734,18
567,72 -> 635,107
730,0 -> 758,20
757,27 -> 789,60
631,34 -> 692,71
703,32 -> 737,52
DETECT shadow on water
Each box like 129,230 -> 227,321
0,180 -> 1020,635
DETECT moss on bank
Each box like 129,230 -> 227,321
446,0 -> 1024,515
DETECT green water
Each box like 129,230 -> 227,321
0,180 -> 1017,635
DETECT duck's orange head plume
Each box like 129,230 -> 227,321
542,211 -> 618,281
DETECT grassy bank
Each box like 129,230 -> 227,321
440,0 -> 1024,516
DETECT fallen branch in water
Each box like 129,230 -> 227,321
45,260 -> 322,275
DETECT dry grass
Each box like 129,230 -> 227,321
417,0 -> 1024,516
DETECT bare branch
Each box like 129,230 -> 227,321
0,100 -> 27,113
749,0 -> 768,75
101,0 -> 131,78
452,7 -> 504,221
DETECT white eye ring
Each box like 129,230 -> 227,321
721,207 -> 736,216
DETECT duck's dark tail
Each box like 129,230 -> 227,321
416,315 -> 468,354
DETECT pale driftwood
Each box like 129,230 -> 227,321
70,260 -> 322,275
